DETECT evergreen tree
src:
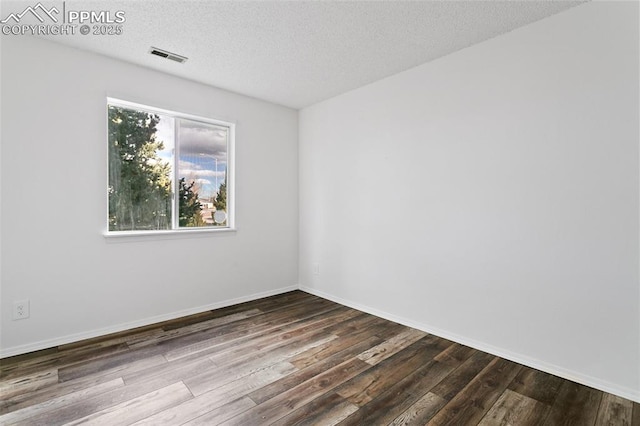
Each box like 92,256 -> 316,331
108,106 -> 171,231
213,176 -> 227,212
179,178 -> 205,227
212,175 -> 227,225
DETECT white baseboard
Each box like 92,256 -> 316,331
0,285 -> 298,359
300,285 -> 640,404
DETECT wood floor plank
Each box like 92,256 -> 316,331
335,335 -> 452,406
0,378 -> 125,425
184,334 -> 334,396
63,354 -> 169,387
478,388 -> 550,426
157,296 -> 339,359
63,381 -> 193,426
248,335 -> 383,405
158,291 -> 314,337
1,342 -> 131,382
57,327 -> 164,352
157,303 -> 265,332
1,370 -> 128,414
219,358 -> 372,425
161,300 -> 344,362
289,318 -> 389,370
13,374 -> 193,425
55,314 -> 206,351
192,361 -> 296,409
594,392 -> 634,426
126,309 -> 263,349
269,391 -> 359,426
0,368 -> 58,399
122,354 -> 215,386
508,366 -> 564,405
0,347 -> 59,369
433,343 -> 476,367
337,359 -> 454,425
186,359 -> 298,397
180,397 -> 256,426
328,312 -> 404,338
185,290 -> 315,324
199,305 -> 357,366
132,361 -> 293,425
430,349 -> 495,401
388,392 -> 447,425
427,357 -> 522,425
57,345 -> 166,382
356,327 -> 428,365
542,381 -> 602,426
61,303 -> 337,390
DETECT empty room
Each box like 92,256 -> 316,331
1,0 -> 639,424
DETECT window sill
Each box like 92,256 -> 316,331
103,227 -> 237,243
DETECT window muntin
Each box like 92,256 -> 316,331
107,99 -> 233,232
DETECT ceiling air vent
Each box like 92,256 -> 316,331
149,47 -> 188,64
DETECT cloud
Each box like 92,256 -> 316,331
178,120 -> 227,159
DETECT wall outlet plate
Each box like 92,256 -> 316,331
12,299 -> 30,320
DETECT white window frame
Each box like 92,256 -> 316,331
104,98 -> 236,238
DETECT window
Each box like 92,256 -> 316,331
107,99 -> 233,233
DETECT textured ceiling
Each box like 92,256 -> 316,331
9,0 -> 585,109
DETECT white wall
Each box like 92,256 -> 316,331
0,36 -> 299,356
299,2 -> 639,400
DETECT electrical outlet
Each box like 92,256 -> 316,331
312,263 -> 320,275
12,299 -> 30,320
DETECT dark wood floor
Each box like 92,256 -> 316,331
0,291 -> 638,425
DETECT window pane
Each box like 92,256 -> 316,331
177,119 -> 228,227
107,99 -> 233,233
108,105 -> 174,231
